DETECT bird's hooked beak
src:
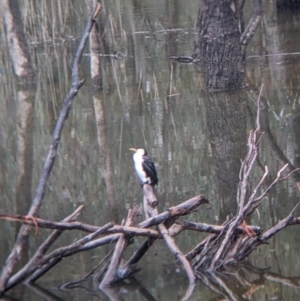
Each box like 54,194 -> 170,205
129,148 -> 137,152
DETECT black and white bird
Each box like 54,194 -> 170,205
129,148 -> 158,186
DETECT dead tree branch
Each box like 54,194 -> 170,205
0,4 -> 102,293
170,221 -> 262,237
100,206 -> 140,288
4,205 -> 84,291
138,195 -> 209,228
116,190 -> 209,284
27,222 -> 112,284
188,90 -> 300,272
240,0 -> 262,46
207,127 -> 262,271
157,216 -> 196,284
144,186 -> 196,284
1,12 -> 299,289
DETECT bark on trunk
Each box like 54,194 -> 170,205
1,0 -> 35,83
194,0 -> 245,91
194,0 -> 262,91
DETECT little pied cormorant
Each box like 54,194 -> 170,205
129,148 -> 158,186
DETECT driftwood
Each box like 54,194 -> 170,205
0,193 -> 209,293
1,124 -> 300,293
2,2 -> 300,295
1,167 -> 299,292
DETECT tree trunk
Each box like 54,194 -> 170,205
203,91 -> 247,220
1,0 -> 35,83
194,0 -> 245,91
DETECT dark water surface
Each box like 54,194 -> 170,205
1,1 -> 300,300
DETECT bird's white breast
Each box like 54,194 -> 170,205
133,152 -> 148,183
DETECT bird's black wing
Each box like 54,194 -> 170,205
142,156 -> 158,185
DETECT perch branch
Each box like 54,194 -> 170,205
138,195 -> 209,228
23,193 -> 209,285
143,184 -> 158,207
117,193 -> 209,281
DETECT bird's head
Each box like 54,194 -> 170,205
129,147 -> 147,156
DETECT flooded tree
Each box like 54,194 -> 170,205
1,1 -> 300,298
1,0 -> 35,83
193,0 -> 262,90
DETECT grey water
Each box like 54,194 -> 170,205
1,1 -> 300,300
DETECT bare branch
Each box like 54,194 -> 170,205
0,4 -> 102,292
155,215 -> 195,284
4,206 -> 84,290
169,221 -> 261,237
100,206 -> 139,288
240,0 -> 262,46
138,195 -> 209,228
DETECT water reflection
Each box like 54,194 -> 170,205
202,90 -> 247,221
1,0 -> 300,300
13,88 -> 36,300
196,263 -> 300,300
90,0 -> 118,221
2,263 -> 300,300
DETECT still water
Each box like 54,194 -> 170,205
1,1 -> 300,300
